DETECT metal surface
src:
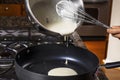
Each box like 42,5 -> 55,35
25,0 -> 84,35
56,0 -> 109,29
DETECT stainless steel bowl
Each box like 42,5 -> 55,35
25,0 -> 84,36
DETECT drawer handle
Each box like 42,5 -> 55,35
4,7 -> 9,11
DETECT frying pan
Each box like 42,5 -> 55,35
13,43 -> 120,80
15,43 -> 99,80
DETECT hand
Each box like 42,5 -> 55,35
107,26 -> 120,39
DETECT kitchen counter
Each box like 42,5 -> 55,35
105,69 -> 120,80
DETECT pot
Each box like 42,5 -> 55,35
25,0 -> 84,36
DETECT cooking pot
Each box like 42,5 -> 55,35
25,0 -> 84,36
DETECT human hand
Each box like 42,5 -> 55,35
107,26 -> 120,39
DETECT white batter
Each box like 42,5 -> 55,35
48,67 -> 78,76
46,20 -> 77,35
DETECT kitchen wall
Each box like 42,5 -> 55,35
106,0 -> 120,62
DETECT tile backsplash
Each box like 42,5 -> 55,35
0,0 -> 23,4
0,16 -> 32,28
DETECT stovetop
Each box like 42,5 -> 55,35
0,27 -> 46,41
0,27 -> 63,46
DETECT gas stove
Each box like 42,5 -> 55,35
0,28 -> 108,80
0,27 -> 45,41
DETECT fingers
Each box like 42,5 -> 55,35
107,26 -> 120,39
112,33 -> 120,39
107,26 -> 120,34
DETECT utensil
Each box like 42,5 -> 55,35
56,0 -> 110,29
14,43 -> 100,80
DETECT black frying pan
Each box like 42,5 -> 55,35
15,43 -> 99,80
13,43 -> 120,80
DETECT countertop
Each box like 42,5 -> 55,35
105,69 -> 120,80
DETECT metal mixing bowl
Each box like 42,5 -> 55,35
25,0 -> 84,35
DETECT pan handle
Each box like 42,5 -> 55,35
101,61 -> 120,69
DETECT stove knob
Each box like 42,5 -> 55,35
4,7 -> 9,11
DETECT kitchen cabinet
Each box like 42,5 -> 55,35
21,4 -> 26,16
0,4 -> 26,16
84,40 -> 107,64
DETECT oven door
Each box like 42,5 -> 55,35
76,0 -> 110,39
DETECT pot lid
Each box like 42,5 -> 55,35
25,0 -> 84,36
